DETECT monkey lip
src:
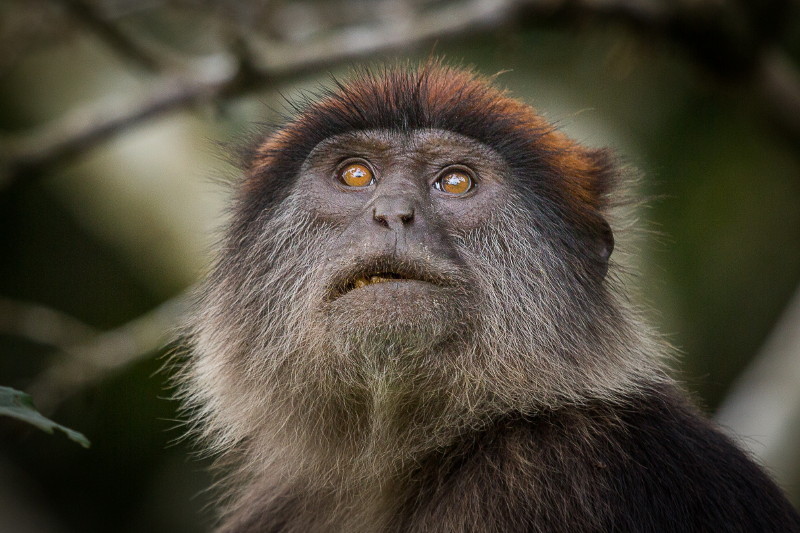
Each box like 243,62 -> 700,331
338,271 -> 433,298
329,260 -> 450,300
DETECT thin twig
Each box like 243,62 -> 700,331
0,298 -> 98,350
56,0 -> 163,71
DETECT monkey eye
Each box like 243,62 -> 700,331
337,162 -> 374,188
434,169 -> 474,195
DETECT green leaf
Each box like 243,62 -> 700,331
0,386 -> 90,448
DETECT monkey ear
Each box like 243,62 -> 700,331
596,217 -> 614,262
584,212 -> 614,279
589,216 -> 614,279
579,148 -> 616,277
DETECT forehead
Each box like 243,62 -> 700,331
308,128 -> 509,165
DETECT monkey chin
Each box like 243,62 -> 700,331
323,279 -> 463,353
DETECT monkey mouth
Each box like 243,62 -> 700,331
329,258 -> 451,300
350,272 -> 409,290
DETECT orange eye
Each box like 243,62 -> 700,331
338,162 -> 374,188
435,170 -> 473,195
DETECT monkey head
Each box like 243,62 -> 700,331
183,62 -> 662,486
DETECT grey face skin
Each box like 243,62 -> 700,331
297,129 -> 510,344
301,128 -> 509,232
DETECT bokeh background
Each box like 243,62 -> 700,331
1,1 -> 799,531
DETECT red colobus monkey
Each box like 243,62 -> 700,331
181,62 -> 800,532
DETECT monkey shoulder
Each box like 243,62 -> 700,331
398,387 -> 800,533
596,388 -> 800,532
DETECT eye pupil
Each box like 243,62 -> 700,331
438,171 -> 472,195
339,163 -> 373,187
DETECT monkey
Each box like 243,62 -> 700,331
179,61 -> 800,532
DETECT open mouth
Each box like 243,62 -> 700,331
329,258 -> 448,301
350,272 -> 410,290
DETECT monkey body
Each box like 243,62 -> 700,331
226,387 -> 799,532
183,63 -> 800,532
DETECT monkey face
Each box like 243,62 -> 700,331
186,66 -> 659,479
289,128 -> 510,350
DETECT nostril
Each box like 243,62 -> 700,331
372,208 -> 389,227
372,197 -> 415,228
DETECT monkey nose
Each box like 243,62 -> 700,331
372,195 -> 415,229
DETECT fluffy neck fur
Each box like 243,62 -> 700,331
180,191 -> 668,527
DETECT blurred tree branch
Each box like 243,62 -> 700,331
716,284 -> 800,488
57,0 -> 164,72
25,294 -> 188,413
0,298 -> 98,350
2,0 -> 800,189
